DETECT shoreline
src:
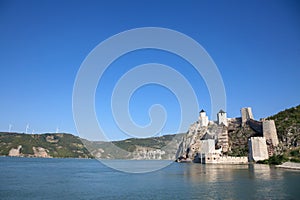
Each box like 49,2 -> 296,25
276,162 -> 300,170
0,155 -> 175,161
2,156 -> 300,169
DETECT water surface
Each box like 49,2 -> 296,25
0,157 -> 299,199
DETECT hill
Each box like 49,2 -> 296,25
267,105 -> 300,162
267,105 -> 300,149
0,132 -> 183,159
0,132 -> 92,158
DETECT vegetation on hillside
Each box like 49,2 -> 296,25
257,155 -> 289,165
0,132 -> 183,159
257,148 -> 300,165
0,132 -> 93,158
267,105 -> 300,149
228,123 -> 257,157
112,134 -> 182,152
257,104 -> 300,164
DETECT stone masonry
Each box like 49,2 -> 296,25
248,137 -> 269,162
241,107 -> 254,124
262,120 -> 279,146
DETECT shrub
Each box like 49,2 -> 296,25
257,155 -> 289,165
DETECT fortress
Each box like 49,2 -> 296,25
176,107 -> 279,164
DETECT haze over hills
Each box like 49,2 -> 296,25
0,105 -> 299,161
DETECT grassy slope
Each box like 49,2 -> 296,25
266,105 -> 300,163
0,132 -> 92,158
267,105 -> 300,148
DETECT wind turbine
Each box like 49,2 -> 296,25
8,124 -> 12,133
56,127 -> 59,133
25,124 -> 29,134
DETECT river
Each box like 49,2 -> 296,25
0,157 -> 299,199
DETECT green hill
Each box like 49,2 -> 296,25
267,105 -> 300,149
0,132 -> 183,159
0,132 -> 92,158
267,104 -> 300,162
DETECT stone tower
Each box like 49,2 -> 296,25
262,120 -> 279,146
198,109 -> 209,127
248,137 -> 269,162
241,107 -> 254,124
217,109 -> 228,126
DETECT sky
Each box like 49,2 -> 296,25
0,0 -> 300,141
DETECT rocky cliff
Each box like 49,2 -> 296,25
176,118 -> 259,161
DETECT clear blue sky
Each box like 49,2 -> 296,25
1,0 -> 299,140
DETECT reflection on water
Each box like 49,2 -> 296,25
100,159 -> 173,173
180,163 -> 287,183
248,164 -> 284,180
176,163 -> 295,199
182,164 -> 249,183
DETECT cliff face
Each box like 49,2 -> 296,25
176,118 -> 259,161
227,118 -> 258,156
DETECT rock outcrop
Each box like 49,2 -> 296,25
8,145 -> 22,156
32,147 -> 51,158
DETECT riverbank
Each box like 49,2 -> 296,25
276,162 -> 300,170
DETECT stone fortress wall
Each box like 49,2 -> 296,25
203,153 -> 248,164
177,107 -> 279,164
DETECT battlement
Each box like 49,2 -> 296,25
201,153 -> 248,164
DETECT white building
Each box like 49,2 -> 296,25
217,109 -> 228,126
198,109 -> 209,127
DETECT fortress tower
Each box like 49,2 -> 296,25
241,107 -> 254,124
198,109 -> 209,127
262,120 -> 279,146
217,109 -> 228,126
248,137 -> 269,162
